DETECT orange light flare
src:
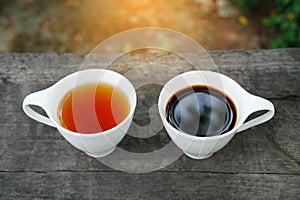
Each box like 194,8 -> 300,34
81,0 -> 207,52
115,0 -> 158,25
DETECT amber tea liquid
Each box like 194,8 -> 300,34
59,83 -> 130,134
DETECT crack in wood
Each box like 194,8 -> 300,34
269,95 -> 299,101
0,170 -> 299,175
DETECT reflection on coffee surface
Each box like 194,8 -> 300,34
166,85 -> 237,137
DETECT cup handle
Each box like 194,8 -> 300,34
22,89 -> 56,127
237,95 -> 275,133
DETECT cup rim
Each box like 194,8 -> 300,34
158,70 -> 242,140
48,69 -> 137,137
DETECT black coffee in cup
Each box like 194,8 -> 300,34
166,85 -> 237,137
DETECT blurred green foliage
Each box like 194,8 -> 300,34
264,0 -> 300,48
231,0 -> 260,12
232,0 -> 300,48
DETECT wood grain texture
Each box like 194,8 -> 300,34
1,172 -> 299,199
0,49 -> 299,199
0,83 -> 299,173
0,49 -> 299,99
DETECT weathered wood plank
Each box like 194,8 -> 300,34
0,50 -> 299,199
1,172 -> 299,199
0,82 -> 299,173
0,49 -> 299,98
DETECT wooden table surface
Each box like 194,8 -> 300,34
0,49 -> 299,199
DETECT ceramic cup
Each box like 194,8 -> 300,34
23,69 -> 137,157
158,70 -> 275,159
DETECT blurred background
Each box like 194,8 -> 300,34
0,0 -> 299,53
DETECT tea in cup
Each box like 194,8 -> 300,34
158,70 -> 275,159
23,69 -> 137,157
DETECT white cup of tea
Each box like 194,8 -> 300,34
158,70 -> 275,159
23,69 -> 137,157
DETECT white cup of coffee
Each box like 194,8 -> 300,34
23,69 -> 137,157
158,70 -> 275,159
